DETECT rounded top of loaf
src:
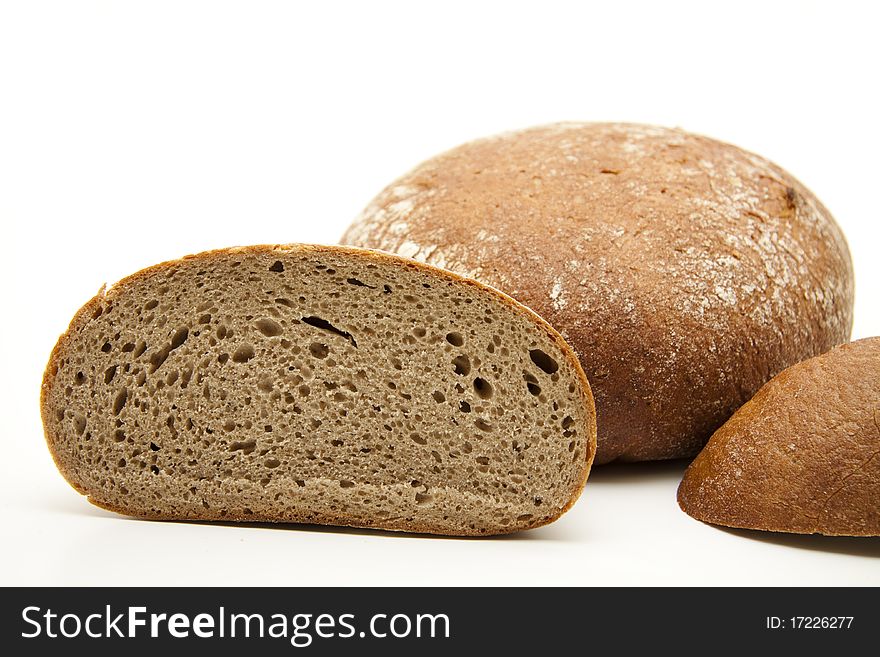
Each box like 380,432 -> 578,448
343,122 -> 855,463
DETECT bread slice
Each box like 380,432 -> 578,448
678,337 -> 880,536
41,244 -> 595,536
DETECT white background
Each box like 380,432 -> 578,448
1,1 -> 878,586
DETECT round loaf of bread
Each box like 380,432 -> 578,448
342,123 -> 854,463
678,337 -> 880,536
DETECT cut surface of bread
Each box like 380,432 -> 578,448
678,337 -> 880,536
41,244 -> 595,536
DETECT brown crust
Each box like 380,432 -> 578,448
341,122 -> 855,464
678,337 -> 880,537
41,243 -> 596,536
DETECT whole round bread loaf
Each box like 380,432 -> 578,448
342,123 -> 855,463
678,337 -> 880,536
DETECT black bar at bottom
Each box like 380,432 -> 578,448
1,587 -> 875,654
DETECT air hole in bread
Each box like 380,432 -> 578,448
446,332 -> 464,346
346,277 -> 374,288
255,318 -> 282,337
112,388 -> 128,415
149,346 -> 171,373
269,261 -> 284,272
232,344 -> 255,363
301,316 -> 357,347
230,440 -> 256,454
475,418 -> 493,432
171,327 -> 189,350
452,355 -> 471,375
473,377 -> 493,399
529,349 -> 558,374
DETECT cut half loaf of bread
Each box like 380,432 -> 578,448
41,244 -> 596,535
678,337 -> 879,536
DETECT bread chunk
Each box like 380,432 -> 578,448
678,337 -> 880,536
41,244 -> 595,535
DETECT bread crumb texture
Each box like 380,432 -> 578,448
41,245 -> 595,536
343,123 -> 855,463
678,337 -> 880,536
